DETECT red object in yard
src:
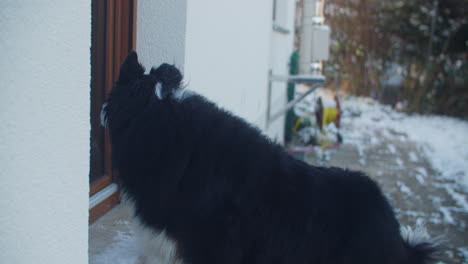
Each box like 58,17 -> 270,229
287,142 -> 342,154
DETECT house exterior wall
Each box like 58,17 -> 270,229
183,0 -> 274,135
0,1 -> 91,263
136,0 -> 187,71
183,0 -> 296,142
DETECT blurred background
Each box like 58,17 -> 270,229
1,0 -> 467,263
323,0 -> 467,116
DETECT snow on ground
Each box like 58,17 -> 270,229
340,95 -> 468,191
295,86 -> 468,192
296,87 -> 467,262
92,230 -> 139,264
90,212 -> 141,264
339,95 -> 468,219
397,181 -> 413,196
409,151 -> 419,162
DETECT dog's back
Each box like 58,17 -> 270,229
103,51 -> 439,264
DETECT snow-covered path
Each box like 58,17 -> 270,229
341,96 -> 468,191
303,94 -> 468,263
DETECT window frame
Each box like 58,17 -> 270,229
272,0 -> 291,34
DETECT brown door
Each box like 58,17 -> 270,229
89,0 -> 137,224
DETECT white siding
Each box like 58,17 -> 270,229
184,0 -> 296,142
184,0 -> 273,131
137,0 -> 187,71
0,1 -> 91,263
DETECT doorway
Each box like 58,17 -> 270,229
89,0 -> 137,223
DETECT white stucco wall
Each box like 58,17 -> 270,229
137,0 -> 187,72
183,0 -> 273,131
0,1 -> 90,263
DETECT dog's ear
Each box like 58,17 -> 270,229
150,64 -> 183,99
117,51 -> 145,84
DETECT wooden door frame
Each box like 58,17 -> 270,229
89,0 -> 137,224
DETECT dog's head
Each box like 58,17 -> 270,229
101,51 -> 192,131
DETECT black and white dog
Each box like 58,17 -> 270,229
101,51 -> 438,264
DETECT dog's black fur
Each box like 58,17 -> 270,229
102,51 -> 438,264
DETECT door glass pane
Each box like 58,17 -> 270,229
90,0 -> 107,183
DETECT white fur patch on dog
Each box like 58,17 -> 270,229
100,102 -> 108,128
155,82 -> 164,99
400,223 -> 442,247
400,224 -> 430,246
132,218 -> 184,264
122,197 -> 184,264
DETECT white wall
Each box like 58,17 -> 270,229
183,0 -> 273,130
0,1 -> 90,263
184,0 -> 296,142
137,0 -> 187,72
